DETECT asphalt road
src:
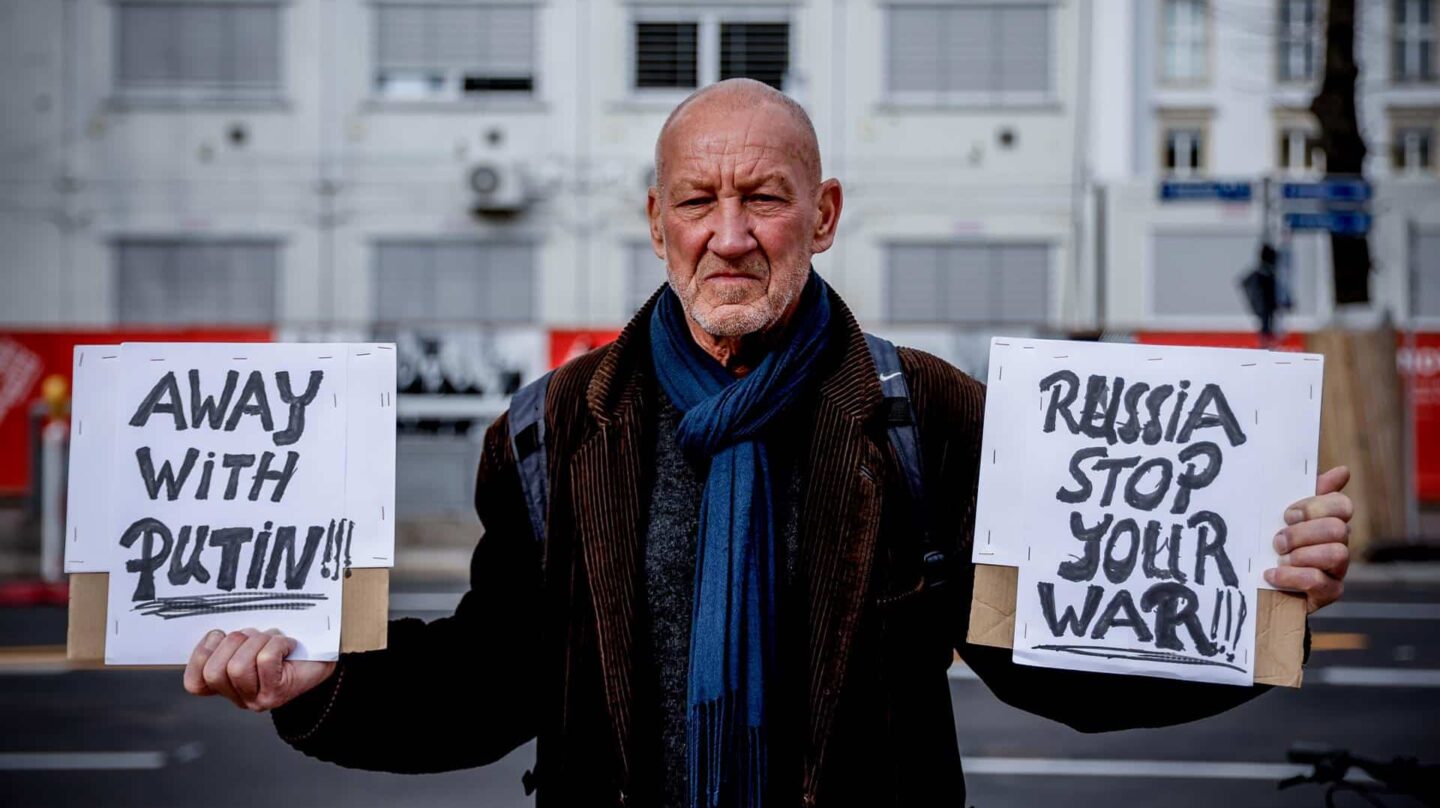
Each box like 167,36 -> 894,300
2,578 -> 1438,808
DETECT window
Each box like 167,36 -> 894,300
374,3 -> 536,100
1151,232 -> 1319,317
1417,231 -> 1440,317
116,239 -> 279,325
1161,0 -> 1209,83
1159,112 -> 1210,176
625,242 -> 668,316
1275,110 -> 1324,173
115,1 -> 282,104
1278,0 -> 1319,82
1393,125 -> 1435,173
1393,0 -> 1437,82
885,4 -> 1052,104
373,241 -> 536,323
632,11 -> 790,93
635,22 -> 699,89
885,244 -> 1050,324
1278,126 -> 1324,172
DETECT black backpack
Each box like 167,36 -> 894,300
506,333 -> 948,590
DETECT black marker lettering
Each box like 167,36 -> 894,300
188,369 -> 238,429
1177,383 -> 1248,447
1058,512 -> 1112,582
167,525 -> 211,587
120,517 -> 173,602
1040,370 -> 1082,435
247,451 -> 299,502
207,527 -> 254,591
1090,590 -> 1154,642
1057,447 -> 1107,503
223,370 -> 274,433
1191,510 -> 1238,587
1141,581 -> 1218,656
1123,457 -> 1173,511
272,370 -> 324,446
1172,441 -> 1223,514
221,454 -> 257,500
128,372 -> 186,431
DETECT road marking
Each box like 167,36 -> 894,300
962,757 -> 1373,782
0,752 -> 166,771
389,592 -> 464,612
950,663 -> 1440,688
948,664 -> 979,681
1312,602 -> 1440,621
1309,666 -> 1440,688
0,645 -> 70,675
1310,632 -> 1368,651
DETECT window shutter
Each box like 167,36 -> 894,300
946,7 -> 995,93
887,7 -> 945,93
995,245 -> 1050,322
375,242 -> 536,324
635,22 -> 699,88
719,22 -> 789,89
117,240 -> 278,325
1415,233 -> 1440,316
944,245 -> 994,322
997,6 -> 1049,92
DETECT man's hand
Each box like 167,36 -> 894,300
1264,465 -> 1353,614
183,628 -> 337,712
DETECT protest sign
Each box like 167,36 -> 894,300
970,338 -> 1322,686
64,342 -> 396,665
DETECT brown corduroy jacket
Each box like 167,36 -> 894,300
272,284 -> 1277,807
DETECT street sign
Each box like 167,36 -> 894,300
1158,180 -> 1254,202
1281,179 -> 1372,203
1284,211 -> 1372,235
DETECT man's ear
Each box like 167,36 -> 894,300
647,185 -> 665,259
810,179 -> 844,254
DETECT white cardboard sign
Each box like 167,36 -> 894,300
975,338 -> 1323,686
63,342 -> 395,665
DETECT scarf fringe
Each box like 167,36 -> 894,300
689,696 -> 769,808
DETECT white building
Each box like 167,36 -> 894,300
1089,0 -> 1440,334
2,0 -> 1435,519
0,0 -> 1090,518
0,0 -> 1089,332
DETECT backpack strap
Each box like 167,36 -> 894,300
508,369 -> 554,544
863,333 -> 948,590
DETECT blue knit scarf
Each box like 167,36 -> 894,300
649,269 -> 832,808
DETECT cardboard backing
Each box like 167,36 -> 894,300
66,570 -> 389,668
965,564 -> 1305,688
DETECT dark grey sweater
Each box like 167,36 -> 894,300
641,387 -> 808,808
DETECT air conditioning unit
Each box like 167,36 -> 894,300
466,161 -> 532,215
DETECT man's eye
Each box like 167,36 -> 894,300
748,195 -> 783,204
679,197 -> 710,207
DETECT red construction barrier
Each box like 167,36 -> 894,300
0,329 -> 271,497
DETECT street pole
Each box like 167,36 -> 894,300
1404,219 -> 1421,542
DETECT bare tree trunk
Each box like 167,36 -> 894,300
1309,0 -> 1371,304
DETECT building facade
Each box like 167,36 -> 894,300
1,0 -> 1436,518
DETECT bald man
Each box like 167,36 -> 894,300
186,79 -> 1354,808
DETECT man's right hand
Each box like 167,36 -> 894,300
183,628 -> 337,712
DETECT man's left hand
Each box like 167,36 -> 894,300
1264,465 -> 1353,614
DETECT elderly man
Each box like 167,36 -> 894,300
185,79 -> 1354,807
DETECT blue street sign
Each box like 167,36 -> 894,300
1281,179 -> 1372,203
1158,180 -> 1254,202
1284,211 -> 1372,235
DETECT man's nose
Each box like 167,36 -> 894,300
707,199 -> 758,259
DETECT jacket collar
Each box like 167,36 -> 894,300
585,272 -> 884,427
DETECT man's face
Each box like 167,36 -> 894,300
647,103 -> 840,338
